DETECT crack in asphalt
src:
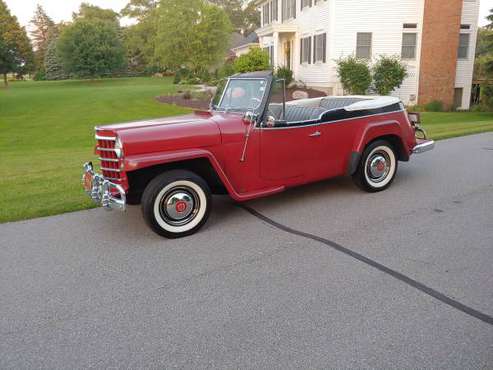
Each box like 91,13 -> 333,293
240,205 -> 493,326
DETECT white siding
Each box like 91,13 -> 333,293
455,0 -> 480,109
330,0 -> 425,104
256,0 -> 478,107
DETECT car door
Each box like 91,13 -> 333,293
259,123 -> 326,182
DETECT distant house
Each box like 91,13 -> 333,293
254,0 -> 480,109
230,32 -> 260,58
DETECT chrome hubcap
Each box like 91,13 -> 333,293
367,153 -> 390,183
159,188 -> 200,226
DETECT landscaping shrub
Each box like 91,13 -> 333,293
173,67 -> 190,84
33,70 -> 46,81
217,62 -> 235,79
480,84 -> 493,111
233,47 -> 271,73
275,67 -> 293,85
336,56 -> 371,95
424,100 -> 444,112
372,55 -> 408,95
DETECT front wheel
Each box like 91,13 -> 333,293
141,170 -> 212,238
352,140 -> 398,193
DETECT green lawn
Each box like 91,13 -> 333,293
1,78 -> 492,223
0,77 -> 189,223
420,111 -> 493,141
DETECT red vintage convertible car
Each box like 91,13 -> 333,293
82,71 -> 434,238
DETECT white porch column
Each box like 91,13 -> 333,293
273,31 -> 279,69
293,32 -> 299,81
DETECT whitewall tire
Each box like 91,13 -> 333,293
353,140 -> 398,192
142,170 -> 211,238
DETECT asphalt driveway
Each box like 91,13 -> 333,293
1,133 -> 492,369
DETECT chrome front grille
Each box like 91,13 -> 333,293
95,133 -> 122,181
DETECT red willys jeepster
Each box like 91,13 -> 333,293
82,71 -> 434,238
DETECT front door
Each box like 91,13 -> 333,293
284,41 -> 291,70
259,124 -> 324,181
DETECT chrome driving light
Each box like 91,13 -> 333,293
114,135 -> 124,158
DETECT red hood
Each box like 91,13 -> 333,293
97,111 -> 222,156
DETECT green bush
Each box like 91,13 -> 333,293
480,84 -> 493,111
217,62 -> 235,79
424,100 -> 444,112
33,70 -> 46,81
275,67 -> 293,85
372,55 -> 408,95
233,47 -> 271,73
173,67 -> 190,84
336,56 -> 371,95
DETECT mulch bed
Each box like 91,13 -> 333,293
156,87 -> 327,110
156,95 -> 210,110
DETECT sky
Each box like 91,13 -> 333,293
4,0 -> 493,28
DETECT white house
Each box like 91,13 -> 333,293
255,0 -> 480,109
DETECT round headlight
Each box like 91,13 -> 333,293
114,136 -> 124,158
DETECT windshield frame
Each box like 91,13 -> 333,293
212,77 -> 269,114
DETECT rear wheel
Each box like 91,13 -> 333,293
352,140 -> 398,192
141,170 -> 211,238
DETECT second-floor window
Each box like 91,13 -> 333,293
262,3 -> 270,26
401,33 -> 417,59
282,0 -> 296,21
314,33 -> 327,63
301,0 -> 312,10
356,32 -> 372,59
300,36 -> 312,64
458,33 -> 470,59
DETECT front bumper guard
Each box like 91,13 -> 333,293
82,162 -> 126,211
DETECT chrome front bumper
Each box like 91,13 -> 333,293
413,140 -> 435,154
82,162 -> 126,211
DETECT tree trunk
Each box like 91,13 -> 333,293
3,73 -> 8,87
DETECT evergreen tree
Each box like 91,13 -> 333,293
30,4 -> 55,72
44,31 -> 65,80
0,0 -> 34,86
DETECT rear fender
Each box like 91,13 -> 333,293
347,120 -> 409,175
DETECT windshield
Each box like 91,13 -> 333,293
212,78 -> 267,112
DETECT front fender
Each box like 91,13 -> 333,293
123,148 -> 269,202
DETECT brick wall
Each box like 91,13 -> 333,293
418,0 -> 463,109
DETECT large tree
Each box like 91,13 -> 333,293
73,3 -> 120,25
29,5 -> 55,72
486,8 -> 493,29
154,0 -> 232,73
44,29 -> 65,80
57,18 -> 126,78
121,0 -> 159,72
0,0 -> 34,86
209,0 -> 259,35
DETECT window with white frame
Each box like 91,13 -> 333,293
262,3 -> 270,26
300,36 -> 312,64
301,0 -> 312,10
401,33 -> 417,59
314,33 -> 326,63
356,32 -> 372,59
458,33 -> 470,59
271,0 -> 278,22
282,0 -> 296,21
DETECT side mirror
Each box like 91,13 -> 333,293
243,111 -> 257,125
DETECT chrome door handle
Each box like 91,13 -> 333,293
309,131 -> 321,137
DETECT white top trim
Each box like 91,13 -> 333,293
344,96 -> 400,112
